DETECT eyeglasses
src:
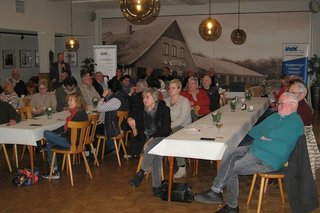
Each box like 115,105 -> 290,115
276,102 -> 287,106
290,91 -> 302,95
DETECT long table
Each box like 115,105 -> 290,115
149,97 -> 269,201
0,111 -> 68,180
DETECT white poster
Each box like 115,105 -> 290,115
93,45 -> 117,78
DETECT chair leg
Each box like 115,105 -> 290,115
1,145 -> 12,172
49,152 -> 56,181
13,144 -> 19,168
67,154 -> 74,186
113,139 -> 121,166
161,162 -> 164,180
120,139 -> 128,160
257,177 -> 266,213
216,160 -> 221,174
40,139 -> 46,162
247,174 -> 257,205
278,178 -> 285,203
90,143 -> 99,167
96,138 -> 101,160
21,145 -> 26,159
62,154 -> 66,172
193,159 -> 198,176
136,155 -> 143,173
264,178 -> 269,193
82,152 -> 92,179
102,138 -> 106,160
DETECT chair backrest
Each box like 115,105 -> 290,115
86,113 -> 99,144
18,105 -> 33,120
117,111 -> 129,131
68,120 -> 90,152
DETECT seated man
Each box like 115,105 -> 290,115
0,99 -> 21,125
194,92 -> 304,213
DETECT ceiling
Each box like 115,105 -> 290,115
49,0 -> 307,10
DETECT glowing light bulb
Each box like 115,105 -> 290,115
136,0 -> 142,11
207,22 -> 213,29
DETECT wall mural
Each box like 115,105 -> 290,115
102,12 -> 310,87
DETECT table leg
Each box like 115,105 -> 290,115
216,160 -> 221,174
27,146 -> 35,183
168,156 -> 174,201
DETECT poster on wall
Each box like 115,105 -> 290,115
282,43 -> 309,83
101,12 -> 311,87
93,45 -> 117,78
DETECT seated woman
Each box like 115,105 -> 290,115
128,87 -> 171,197
55,76 -> 82,112
30,79 -> 57,116
181,77 -> 210,120
164,79 -> 191,179
41,93 -> 88,180
0,78 -> 23,109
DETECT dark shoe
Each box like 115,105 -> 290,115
194,189 -> 223,204
215,205 -> 239,213
153,187 -> 162,198
129,169 -> 145,187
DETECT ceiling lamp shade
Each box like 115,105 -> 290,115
199,17 -> 222,41
65,0 -> 79,51
198,0 -> 222,41
231,0 -> 246,45
65,37 -> 80,51
119,0 -> 160,24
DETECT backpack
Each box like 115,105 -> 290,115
13,168 -> 39,186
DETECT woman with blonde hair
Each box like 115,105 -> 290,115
42,92 -> 88,180
164,79 -> 192,178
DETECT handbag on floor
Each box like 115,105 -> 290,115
13,168 -> 39,186
160,180 -> 194,203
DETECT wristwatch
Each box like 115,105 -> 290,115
309,0 -> 320,13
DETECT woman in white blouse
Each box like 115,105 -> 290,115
30,79 -> 57,116
164,79 -> 192,178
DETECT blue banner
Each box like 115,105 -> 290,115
282,43 -> 309,83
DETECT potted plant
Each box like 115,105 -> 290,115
80,58 -> 96,77
308,54 -> 320,110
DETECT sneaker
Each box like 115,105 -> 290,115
41,170 -> 61,180
174,166 -> 186,179
215,205 -> 239,213
194,189 -> 223,204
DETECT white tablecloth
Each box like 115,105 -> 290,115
0,111 -> 68,146
149,98 -> 269,160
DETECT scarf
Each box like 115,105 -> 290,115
64,108 -> 77,132
143,103 -> 159,138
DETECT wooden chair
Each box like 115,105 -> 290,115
247,171 -> 285,213
86,113 -> 100,167
49,120 -> 91,186
22,97 -> 31,107
96,111 -> 129,166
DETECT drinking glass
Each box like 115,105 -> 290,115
215,121 -> 223,139
229,101 -> 236,112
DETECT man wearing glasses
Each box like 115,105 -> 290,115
194,92 -> 304,213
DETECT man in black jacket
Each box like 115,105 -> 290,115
12,69 -> 27,97
0,100 -> 21,125
49,52 -> 71,90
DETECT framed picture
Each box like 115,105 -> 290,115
2,50 -> 16,69
66,51 -> 77,67
35,50 -> 40,67
20,50 -> 32,68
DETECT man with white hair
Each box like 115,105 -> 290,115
195,92 -> 304,213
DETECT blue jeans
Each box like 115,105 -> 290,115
211,146 -> 275,208
44,130 -> 70,170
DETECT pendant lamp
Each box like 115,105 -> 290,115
119,0 -> 160,24
230,0 -> 246,45
199,0 -> 222,41
65,0 -> 79,51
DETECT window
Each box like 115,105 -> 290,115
180,47 -> 185,58
162,43 -> 169,55
171,45 -> 177,57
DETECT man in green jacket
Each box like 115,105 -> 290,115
194,92 -> 304,213
0,100 -> 21,125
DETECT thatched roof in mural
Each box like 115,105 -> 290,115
193,54 -> 265,77
103,20 -> 186,65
